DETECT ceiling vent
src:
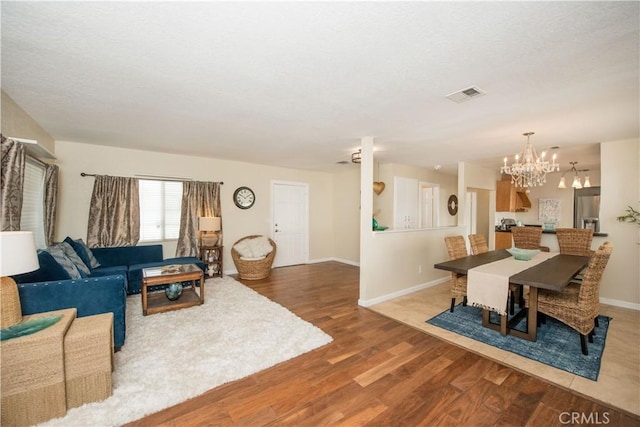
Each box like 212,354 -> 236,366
445,86 -> 486,103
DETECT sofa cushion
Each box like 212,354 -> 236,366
58,242 -> 92,276
45,245 -> 83,279
12,250 -> 72,284
64,237 -> 101,269
91,245 -> 163,268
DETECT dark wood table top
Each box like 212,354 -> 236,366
509,254 -> 589,291
434,250 -> 589,291
433,249 -> 512,275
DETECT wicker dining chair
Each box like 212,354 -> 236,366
468,234 -> 489,255
526,241 -> 613,355
444,235 -> 468,312
511,226 -> 550,252
556,228 -> 594,256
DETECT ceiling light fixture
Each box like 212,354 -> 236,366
500,132 -> 559,193
351,149 -> 361,164
558,161 -> 591,189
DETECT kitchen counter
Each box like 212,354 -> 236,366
494,226 -> 607,237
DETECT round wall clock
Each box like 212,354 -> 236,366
447,194 -> 458,216
233,186 -> 255,209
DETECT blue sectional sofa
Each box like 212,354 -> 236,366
13,241 -> 205,349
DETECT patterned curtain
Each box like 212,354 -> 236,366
175,181 -> 221,257
87,175 -> 140,247
0,136 -> 26,231
44,164 -> 59,246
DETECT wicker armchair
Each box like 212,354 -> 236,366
231,235 -> 277,280
511,226 -> 550,252
444,236 -> 468,312
556,228 -> 594,256
526,241 -> 613,355
0,277 -> 77,426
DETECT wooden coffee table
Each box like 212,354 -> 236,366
141,264 -> 204,316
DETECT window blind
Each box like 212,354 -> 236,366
21,158 -> 47,249
139,180 -> 183,242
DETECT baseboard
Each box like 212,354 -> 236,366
358,277 -> 450,307
307,257 -> 360,267
600,297 -> 640,311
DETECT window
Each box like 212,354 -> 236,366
139,180 -> 183,242
20,158 -> 47,249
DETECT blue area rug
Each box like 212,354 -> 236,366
426,305 -> 611,381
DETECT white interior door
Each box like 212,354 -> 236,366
466,191 -> 478,235
420,182 -> 440,228
272,181 -> 308,267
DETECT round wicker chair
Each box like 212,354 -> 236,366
231,235 -> 277,280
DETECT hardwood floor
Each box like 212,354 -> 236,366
127,262 -> 636,426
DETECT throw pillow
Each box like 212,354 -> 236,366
234,240 -> 254,258
58,242 -> 91,276
64,237 -> 101,269
45,245 -> 83,279
250,236 -> 273,257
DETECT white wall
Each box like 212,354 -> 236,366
1,91 -> 55,155
54,141 -> 340,272
332,168 -> 360,264
599,139 -> 639,307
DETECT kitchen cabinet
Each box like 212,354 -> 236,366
496,180 -> 531,212
495,231 -> 512,249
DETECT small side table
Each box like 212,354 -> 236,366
200,245 -> 223,278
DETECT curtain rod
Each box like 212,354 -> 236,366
80,172 -> 223,184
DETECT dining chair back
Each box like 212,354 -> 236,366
444,235 -> 468,312
468,234 -> 489,255
534,241 -> 613,355
555,228 -> 594,256
511,226 -> 550,252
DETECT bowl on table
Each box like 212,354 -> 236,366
506,248 -> 540,261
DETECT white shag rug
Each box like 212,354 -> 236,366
43,276 -> 333,426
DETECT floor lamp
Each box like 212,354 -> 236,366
0,231 -> 39,328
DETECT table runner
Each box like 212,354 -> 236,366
467,252 -> 557,315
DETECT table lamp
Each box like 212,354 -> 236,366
0,231 -> 39,328
198,217 -> 221,246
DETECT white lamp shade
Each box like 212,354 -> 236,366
0,231 -> 39,276
198,217 -> 221,232
583,176 -> 591,188
557,177 -> 567,189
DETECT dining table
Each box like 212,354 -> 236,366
434,249 -> 590,341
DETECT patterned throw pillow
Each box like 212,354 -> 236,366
59,242 -> 91,276
45,245 -> 83,279
64,237 -> 101,269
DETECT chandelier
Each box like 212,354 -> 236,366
558,161 -> 591,189
500,132 -> 559,192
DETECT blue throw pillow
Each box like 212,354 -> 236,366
64,237 -> 101,269
45,245 -> 82,279
12,250 -> 71,284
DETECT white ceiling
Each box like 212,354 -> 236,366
2,2 -> 638,174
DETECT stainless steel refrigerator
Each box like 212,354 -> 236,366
574,187 -> 601,232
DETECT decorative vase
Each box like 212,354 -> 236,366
165,283 -> 183,301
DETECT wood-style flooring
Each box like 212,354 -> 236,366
126,262 -> 637,426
